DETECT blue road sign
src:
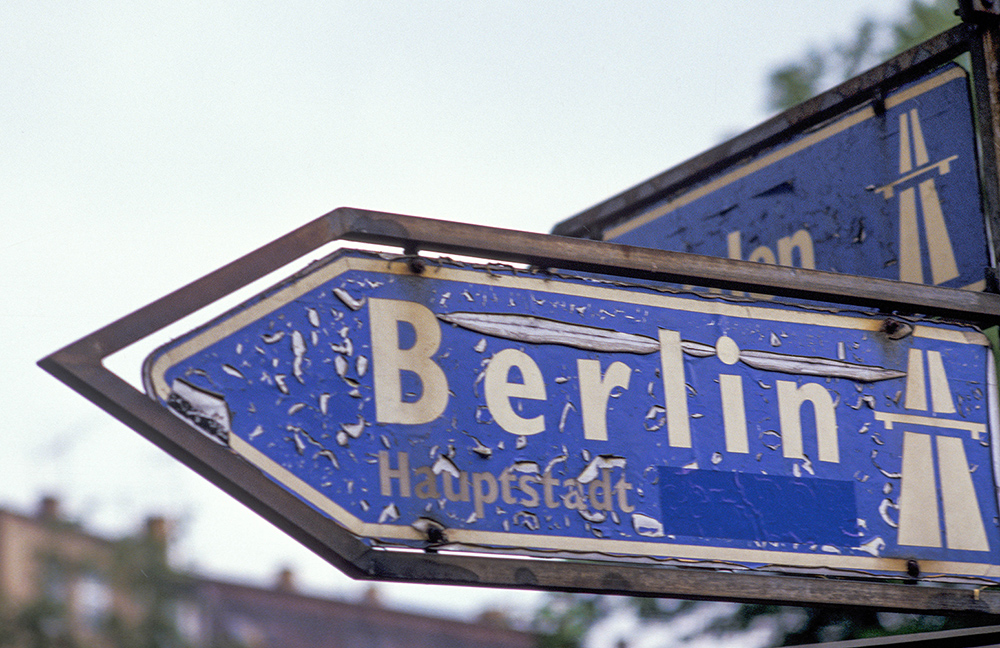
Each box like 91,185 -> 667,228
603,65 -> 989,292
144,250 -> 1000,582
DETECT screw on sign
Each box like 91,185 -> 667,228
142,249 -> 1000,584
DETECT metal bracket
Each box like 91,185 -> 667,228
870,86 -> 886,116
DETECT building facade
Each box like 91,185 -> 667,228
0,496 -> 536,648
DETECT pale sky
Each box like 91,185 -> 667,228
2,0 -> 916,629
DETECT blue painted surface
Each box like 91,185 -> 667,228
143,250 -> 999,580
658,467 -> 858,545
605,65 -> 988,291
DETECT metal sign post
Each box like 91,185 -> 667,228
39,208 -> 1000,615
964,0 -> 1000,272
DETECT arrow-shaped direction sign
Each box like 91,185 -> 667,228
143,248 -> 999,580
39,209 -> 1000,613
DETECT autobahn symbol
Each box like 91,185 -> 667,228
142,249 -> 1000,582
874,109 -> 960,286
878,349 -> 990,552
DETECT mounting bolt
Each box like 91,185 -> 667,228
408,256 -> 426,274
882,319 -> 902,336
426,525 -> 445,544
985,267 -> 999,293
907,559 -> 920,580
871,87 -> 886,116
411,517 -> 447,550
880,318 -> 913,340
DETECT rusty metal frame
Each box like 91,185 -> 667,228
963,0 -> 1000,274
552,15 -> 1000,277
38,207 -> 1000,615
797,623 -> 1000,648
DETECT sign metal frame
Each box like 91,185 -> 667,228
39,207 -> 1000,615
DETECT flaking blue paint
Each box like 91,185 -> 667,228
659,466 -> 858,545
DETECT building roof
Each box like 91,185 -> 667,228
193,574 -> 535,648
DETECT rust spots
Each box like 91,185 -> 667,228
880,318 -> 914,340
408,256 -> 426,274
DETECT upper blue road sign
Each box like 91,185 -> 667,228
603,65 -> 989,291
144,250 -> 1000,582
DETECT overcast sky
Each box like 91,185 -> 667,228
2,0 -> 918,628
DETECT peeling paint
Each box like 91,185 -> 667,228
633,514 -> 665,538
577,455 -> 626,484
222,364 -> 245,379
333,287 -> 365,311
878,499 -> 899,528
378,503 -> 400,523
144,249 -> 999,582
432,455 -> 461,478
262,331 -> 285,344
438,312 -> 660,354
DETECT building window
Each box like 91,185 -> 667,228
40,557 -> 69,604
74,572 -> 112,631
175,600 -> 204,646
225,615 -> 265,648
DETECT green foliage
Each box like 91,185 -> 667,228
890,0 -> 963,55
103,530 -> 193,648
531,595 -> 738,648
531,593 -> 606,648
709,604 -> 1000,646
0,598 -> 81,648
767,51 -> 827,113
530,592 -> 1000,647
766,1 -> 960,111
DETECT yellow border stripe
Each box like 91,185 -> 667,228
232,423 -> 1000,578
149,254 -> 986,399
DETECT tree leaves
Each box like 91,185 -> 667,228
766,1 -> 959,112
